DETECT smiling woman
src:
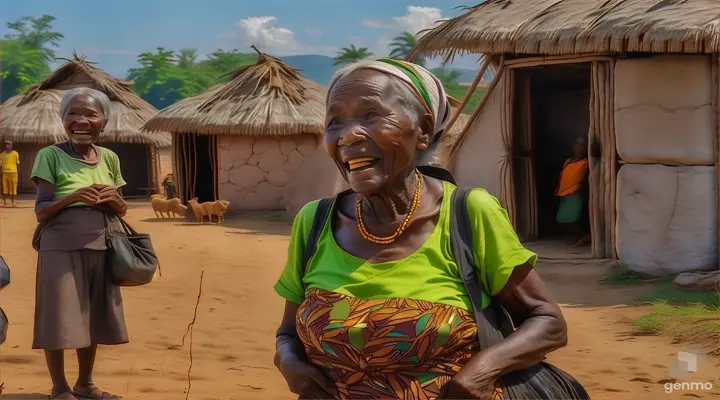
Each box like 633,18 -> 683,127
272,59 -> 586,400
29,88 -> 129,400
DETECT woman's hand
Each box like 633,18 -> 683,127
439,368 -> 499,399
276,352 -> 336,399
71,187 -> 102,205
95,185 -> 122,207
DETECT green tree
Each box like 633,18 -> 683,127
388,31 -> 425,66
4,15 -> 64,61
0,40 -> 50,101
432,68 -> 462,87
333,45 -> 373,66
200,49 -> 257,79
177,48 -> 198,69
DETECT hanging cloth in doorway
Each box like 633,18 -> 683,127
555,158 -> 588,197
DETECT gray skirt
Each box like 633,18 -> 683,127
33,249 -> 128,350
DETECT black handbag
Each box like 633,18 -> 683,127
104,214 -> 159,286
449,186 -> 590,399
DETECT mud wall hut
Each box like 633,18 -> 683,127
142,48 -> 325,213
0,55 -> 171,197
411,0 -> 720,276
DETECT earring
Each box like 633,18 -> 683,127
361,148 -> 367,153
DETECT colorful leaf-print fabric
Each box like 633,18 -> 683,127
297,289 -> 504,399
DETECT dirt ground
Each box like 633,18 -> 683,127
0,197 -> 718,400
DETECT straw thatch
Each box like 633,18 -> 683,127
411,0 -> 720,59
142,46 -> 326,136
0,54 -> 171,147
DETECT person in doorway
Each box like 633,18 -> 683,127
31,87 -> 128,400
0,140 -> 20,206
273,59 -> 569,399
555,137 -> 589,245
162,173 -> 177,199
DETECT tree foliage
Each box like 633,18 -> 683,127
126,48 -> 257,109
333,45 -> 373,66
389,31 -> 425,66
0,15 -> 61,101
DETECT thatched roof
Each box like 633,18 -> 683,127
0,55 -> 171,147
412,0 -> 720,59
142,46 -> 326,136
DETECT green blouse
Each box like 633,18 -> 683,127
274,181 -> 537,311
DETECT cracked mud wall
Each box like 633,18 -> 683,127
616,165 -> 717,275
218,134 -> 318,212
615,56 -> 714,165
614,56 -> 717,275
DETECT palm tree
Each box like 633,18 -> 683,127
389,31 -> 424,66
177,48 -> 198,69
333,45 -> 373,66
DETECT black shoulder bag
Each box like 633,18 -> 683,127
301,181 -> 590,399
104,214 -> 160,286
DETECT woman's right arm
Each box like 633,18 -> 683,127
34,179 -> 75,222
275,301 -> 335,398
34,179 -> 99,222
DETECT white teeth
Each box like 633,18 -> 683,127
72,130 -> 91,134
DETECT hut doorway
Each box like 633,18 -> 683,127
175,133 -> 219,203
103,143 -> 151,198
512,64 -> 592,247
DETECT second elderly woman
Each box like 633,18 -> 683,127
273,59 -> 570,399
31,87 -> 128,400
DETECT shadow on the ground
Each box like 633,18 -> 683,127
2,394 -> 48,399
535,259 -> 657,308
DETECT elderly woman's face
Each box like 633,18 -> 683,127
62,94 -> 105,146
325,70 -> 428,195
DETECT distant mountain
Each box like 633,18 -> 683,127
279,55 -> 337,86
279,55 -> 492,86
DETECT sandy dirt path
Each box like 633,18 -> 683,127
0,197 -> 718,399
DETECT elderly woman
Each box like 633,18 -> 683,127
273,59 -> 569,400
31,88 -> 127,400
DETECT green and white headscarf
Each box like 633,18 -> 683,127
328,58 -> 451,145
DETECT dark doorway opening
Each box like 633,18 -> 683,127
103,143 -> 150,198
514,64 -> 592,241
176,133 -> 217,203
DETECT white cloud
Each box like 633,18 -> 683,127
217,16 -> 334,56
237,16 -> 297,53
392,6 -> 444,36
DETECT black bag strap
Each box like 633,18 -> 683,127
302,197 -> 336,272
449,186 -> 513,349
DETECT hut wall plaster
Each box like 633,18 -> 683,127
616,164 -> 718,276
218,134 -> 318,211
452,77 -> 505,197
284,149 -> 349,218
615,56 -> 714,165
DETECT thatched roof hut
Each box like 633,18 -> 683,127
411,0 -> 720,275
0,55 -> 171,196
142,47 -> 326,212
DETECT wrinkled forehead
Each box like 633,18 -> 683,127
67,93 -> 102,111
328,69 -> 395,105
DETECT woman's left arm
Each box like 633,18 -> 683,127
443,263 -> 567,399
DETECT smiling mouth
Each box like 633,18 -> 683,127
71,130 -> 92,135
346,157 -> 377,171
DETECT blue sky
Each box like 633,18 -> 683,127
1,0 -> 481,78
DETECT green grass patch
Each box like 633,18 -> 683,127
633,301 -> 720,354
445,84 -> 488,114
606,265 -> 646,284
639,282 -> 720,308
